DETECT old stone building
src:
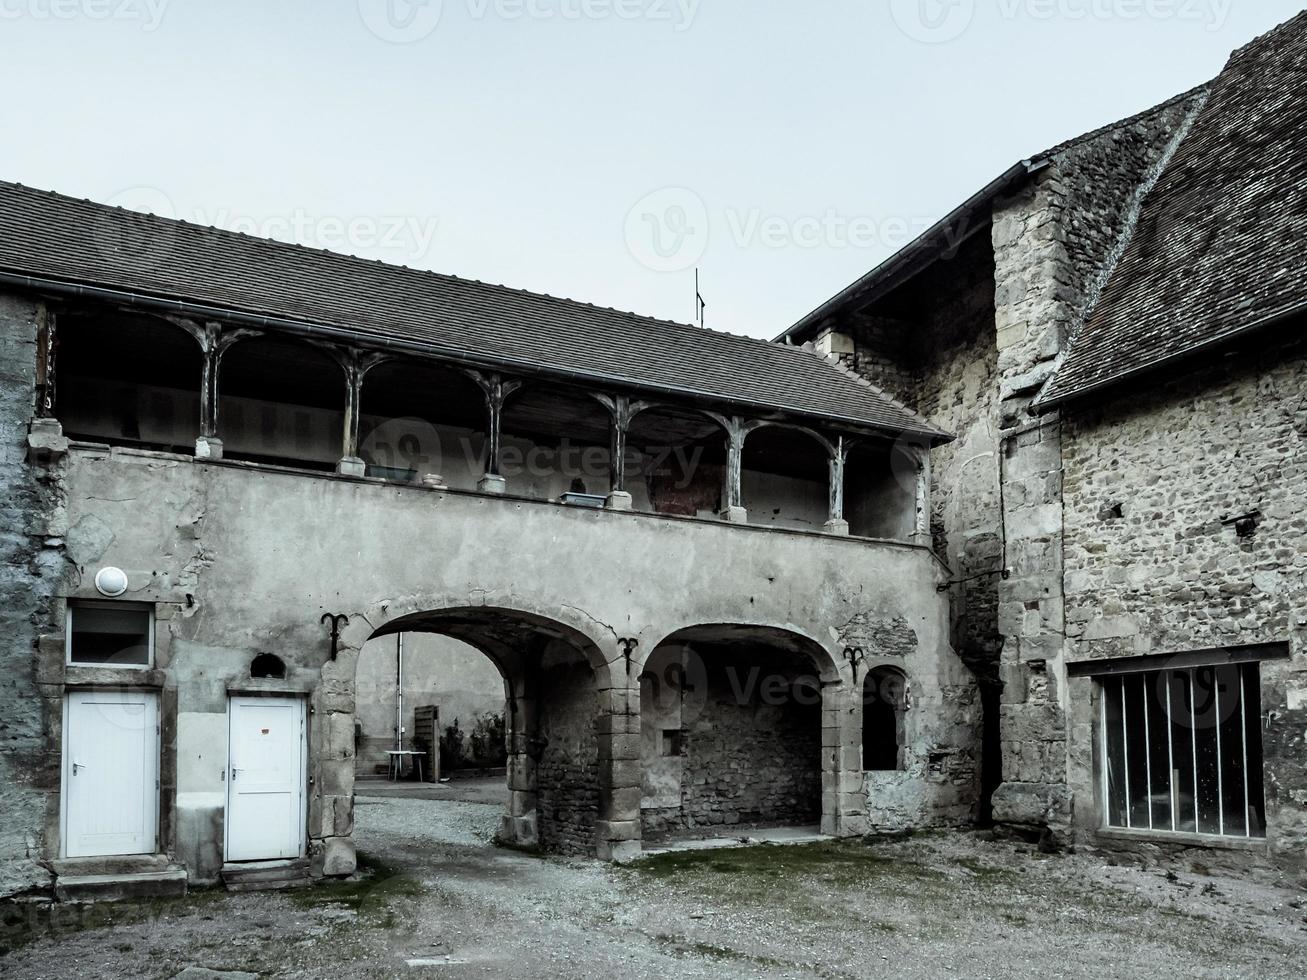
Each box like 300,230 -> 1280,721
782,12 -> 1307,870
2,11 -> 1303,905
0,180 -> 981,898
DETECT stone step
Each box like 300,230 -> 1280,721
54,868 -> 188,903
52,853 -> 173,878
221,858 -> 312,892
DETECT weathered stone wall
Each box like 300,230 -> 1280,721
1060,329 -> 1307,866
912,234 -> 1003,678
864,674 -> 981,830
677,648 -> 822,830
0,296 -> 65,898
536,654 -> 600,855
990,94 -> 1204,833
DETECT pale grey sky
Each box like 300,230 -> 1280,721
1,1 -> 1301,339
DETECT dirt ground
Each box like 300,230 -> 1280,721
3,789 -> 1305,979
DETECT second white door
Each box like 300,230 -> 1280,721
225,696 -> 306,862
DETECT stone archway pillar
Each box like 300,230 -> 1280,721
594,671 -> 643,863
499,666 -> 540,848
821,672 -> 867,838
310,649 -> 360,877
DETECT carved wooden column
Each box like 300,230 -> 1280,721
712,414 -> 752,524
592,393 -> 649,511
175,320 -> 260,460
320,346 -> 388,476
825,436 -> 851,535
467,370 -> 523,494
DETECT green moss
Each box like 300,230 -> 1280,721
631,840 -> 944,884
286,854 -> 424,927
0,887 -> 228,956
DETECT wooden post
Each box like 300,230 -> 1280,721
826,436 -> 851,535
712,414 -> 750,524
467,371 -> 523,493
317,346 -> 388,476
174,319 -> 260,460
592,393 -> 650,509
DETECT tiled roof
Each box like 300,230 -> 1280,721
777,89 -> 1206,345
0,181 -> 946,440
1037,12 -> 1307,408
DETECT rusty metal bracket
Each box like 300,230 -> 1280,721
618,637 -> 639,676
321,613 -> 349,661
843,645 -> 865,684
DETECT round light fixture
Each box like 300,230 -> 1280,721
94,566 -> 129,598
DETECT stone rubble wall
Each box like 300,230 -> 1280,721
989,94 -> 1205,834
535,656 -> 600,854
1060,329 -> 1307,866
677,650 -> 822,830
0,296 -> 65,899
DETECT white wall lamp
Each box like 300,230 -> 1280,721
93,566 -> 129,598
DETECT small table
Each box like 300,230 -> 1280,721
386,750 -> 426,782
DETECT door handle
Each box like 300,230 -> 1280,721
231,767 -> 243,781
72,761 -> 85,775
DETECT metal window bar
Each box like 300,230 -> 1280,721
1214,668 -> 1224,837
1101,681 -> 1110,828
1141,673 -> 1153,830
1121,679 -> 1131,829
1165,671 -> 1176,832
1239,667 -> 1251,838
1190,667 -> 1199,834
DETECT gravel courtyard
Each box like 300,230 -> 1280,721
3,789 -> 1305,979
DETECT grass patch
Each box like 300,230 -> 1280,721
286,853 -> 424,928
631,840 -> 943,886
0,888 -> 228,956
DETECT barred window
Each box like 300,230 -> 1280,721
1101,663 -> 1265,838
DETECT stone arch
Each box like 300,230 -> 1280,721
643,621 -> 842,684
636,622 -> 840,842
315,596 -> 631,871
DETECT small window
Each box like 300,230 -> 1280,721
1100,663 -> 1265,839
66,602 -> 153,668
863,667 -> 908,771
250,653 -> 287,679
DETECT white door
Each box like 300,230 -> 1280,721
225,696 -> 306,862
63,690 -> 159,858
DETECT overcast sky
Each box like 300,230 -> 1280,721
1,1 -> 1301,340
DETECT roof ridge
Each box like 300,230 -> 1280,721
0,178 -> 808,354
1035,83 -> 1211,161
1228,8 -> 1307,61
